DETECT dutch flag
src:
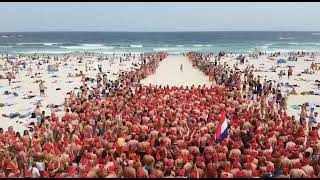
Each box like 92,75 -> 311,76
215,112 -> 229,144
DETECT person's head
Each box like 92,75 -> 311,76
0,128 -> 3,134
23,130 -> 29,136
13,131 -> 21,139
8,126 -> 13,132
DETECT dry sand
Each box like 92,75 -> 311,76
141,55 -> 212,87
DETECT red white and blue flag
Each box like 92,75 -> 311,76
215,112 -> 229,144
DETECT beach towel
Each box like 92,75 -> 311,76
295,78 -> 312,82
22,95 -> 36,99
309,104 -> 320,108
11,86 -> 21,89
7,113 -> 20,119
314,92 -> 320,96
36,115 -> 42,125
290,105 -> 300,110
19,112 -> 31,118
301,91 -> 315,95
48,65 -> 59,72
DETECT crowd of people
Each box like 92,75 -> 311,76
0,51 -> 320,178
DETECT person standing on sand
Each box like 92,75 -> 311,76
308,108 -> 315,128
97,73 -> 102,85
279,70 -> 283,79
98,64 -> 102,73
257,80 -> 263,97
39,80 -> 45,97
102,73 -> 107,83
180,64 -> 183,72
311,112 -> 319,131
280,96 -> 287,111
288,67 -> 293,79
208,67 -> 214,82
311,62 -> 315,71
299,105 -> 307,125
276,90 -> 282,110
28,65 -> 32,76
7,72 -> 12,86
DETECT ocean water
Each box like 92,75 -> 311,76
1,31 -> 320,55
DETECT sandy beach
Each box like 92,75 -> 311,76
1,53 -> 320,133
0,54 -> 143,132
0,51 -> 320,178
141,55 -> 211,87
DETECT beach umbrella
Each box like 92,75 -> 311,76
48,65 -> 59,72
277,59 -> 287,64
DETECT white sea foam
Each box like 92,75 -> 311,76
17,43 -> 62,46
193,44 -> 203,47
60,45 -> 114,50
18,50 -> 74,54
279,37 -> 295,40
310,43 -> 320,46
100,51 -> 142,55
288,42 -> 320,46
288,43 -> 300,45
265,48 -> 320,53
153,48 -> 169,51
176,45 -> 184,47
44,43 -> 61,46
80,44 -> 104,47
153,47 -> 191,52
260,45 -> 269,49
130,44 -> 143,48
